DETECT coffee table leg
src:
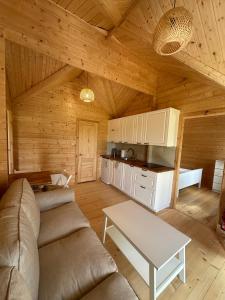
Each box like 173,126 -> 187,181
178,247 -> 186,283
149,264 -> 156,300
102,216 -> 108,244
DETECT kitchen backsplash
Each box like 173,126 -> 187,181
106,143 -> 176,167
107,142 -> 147,161
147,146 -> 176,168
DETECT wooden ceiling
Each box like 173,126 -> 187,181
6,41 -> 65,99
3,0 -> 225,118
52,0 -> 225,88
6,40 -> 151,117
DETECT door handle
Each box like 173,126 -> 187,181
141,174 -> 147,177
79,154 -> 83,156
140,185 -> 146,189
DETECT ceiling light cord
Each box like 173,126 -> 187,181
173,0 -> 176,9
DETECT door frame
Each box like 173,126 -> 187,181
171,109 -> 225,227
75,118 -> 99,183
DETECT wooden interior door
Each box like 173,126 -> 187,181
77,120 -> 98,183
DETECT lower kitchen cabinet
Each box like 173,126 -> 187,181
112,161 -> 123,190
101,158 -> 174,212
101,158 -> 113,184
122,163 -> 134,196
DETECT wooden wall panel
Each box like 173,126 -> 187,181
0,37 -> 8,195
157,77 -> 225,115
12,81 -> 109,183
181,116 -> 225,188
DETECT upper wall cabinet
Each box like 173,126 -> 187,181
107,119 -> 122,143
107,108 -> 180,147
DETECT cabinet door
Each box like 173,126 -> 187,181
145,110 -> 168,145
108,119 -> 122,143
133,113 -> 147,145
122,116 -> 135,144
101,158 -> 108,184
113,161 -> 123,189
122,164 -> 134,195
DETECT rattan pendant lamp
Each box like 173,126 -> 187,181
80,72 -> 95,103
153,0 -> 193,56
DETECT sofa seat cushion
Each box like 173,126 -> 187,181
35,188 -> 75,212
0,266 -> 32,300
81,272 -> 138,300
38,202 -> 90,247
0,178 -> 40,239
0,207 -> 39,300
39,228 -> 117,300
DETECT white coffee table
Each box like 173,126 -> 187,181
102,201 -> 191,300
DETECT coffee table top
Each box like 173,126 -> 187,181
103,200 -> 191,269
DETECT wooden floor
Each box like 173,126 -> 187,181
177,186 -> 220,229
75,181 -> 225,300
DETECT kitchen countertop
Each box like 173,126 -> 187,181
101,155 -> 174,173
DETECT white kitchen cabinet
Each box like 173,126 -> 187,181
121,116 -> 135,144
107,108 -> 180,147
132,166 -> 174,212
112,161 -> 123,190
107,119 -> 122,143
122,163 -> 134,196
133,113 -> 147,145
101,158 -> 174,212
145,110 -> 167,145
144,108 -> 180,146
101,158 -> 113,184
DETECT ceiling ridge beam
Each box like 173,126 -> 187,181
107,0 -> 139,38
13,65 -> 82,101
0,0 -> 157,95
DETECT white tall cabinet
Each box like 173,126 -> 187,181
107,108 -> 180,147
101,158 -> 174,212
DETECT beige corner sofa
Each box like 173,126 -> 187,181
0,178 -> 138,300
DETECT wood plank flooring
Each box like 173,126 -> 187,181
75,181 -> 225,300
177,186 -> 220,229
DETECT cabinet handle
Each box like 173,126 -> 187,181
141,174 -> 147,177
144,142 -> 149,145
140,185 -> 146,189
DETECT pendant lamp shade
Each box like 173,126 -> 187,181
153,7 -> 193,56
80,88 -> 95,102
80,72 -> 95,103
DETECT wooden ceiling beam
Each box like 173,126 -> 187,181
13,65 -> 82,102
107,0 -> 139,38
92,0 -> 122,27
0,0 -> 157,95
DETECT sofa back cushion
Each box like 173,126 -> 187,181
0,178 -> 40,239
0,266 -> 32,300
0,207 -> 39,300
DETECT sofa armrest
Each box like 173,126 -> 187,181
35,188 -> 75,212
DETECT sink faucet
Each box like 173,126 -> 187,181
127,148 -> 135,160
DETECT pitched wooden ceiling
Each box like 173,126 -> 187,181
52,0 -> 225,88
6,40 -> 151,117
5,0 -> 225,118
6,41 -> 66,99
